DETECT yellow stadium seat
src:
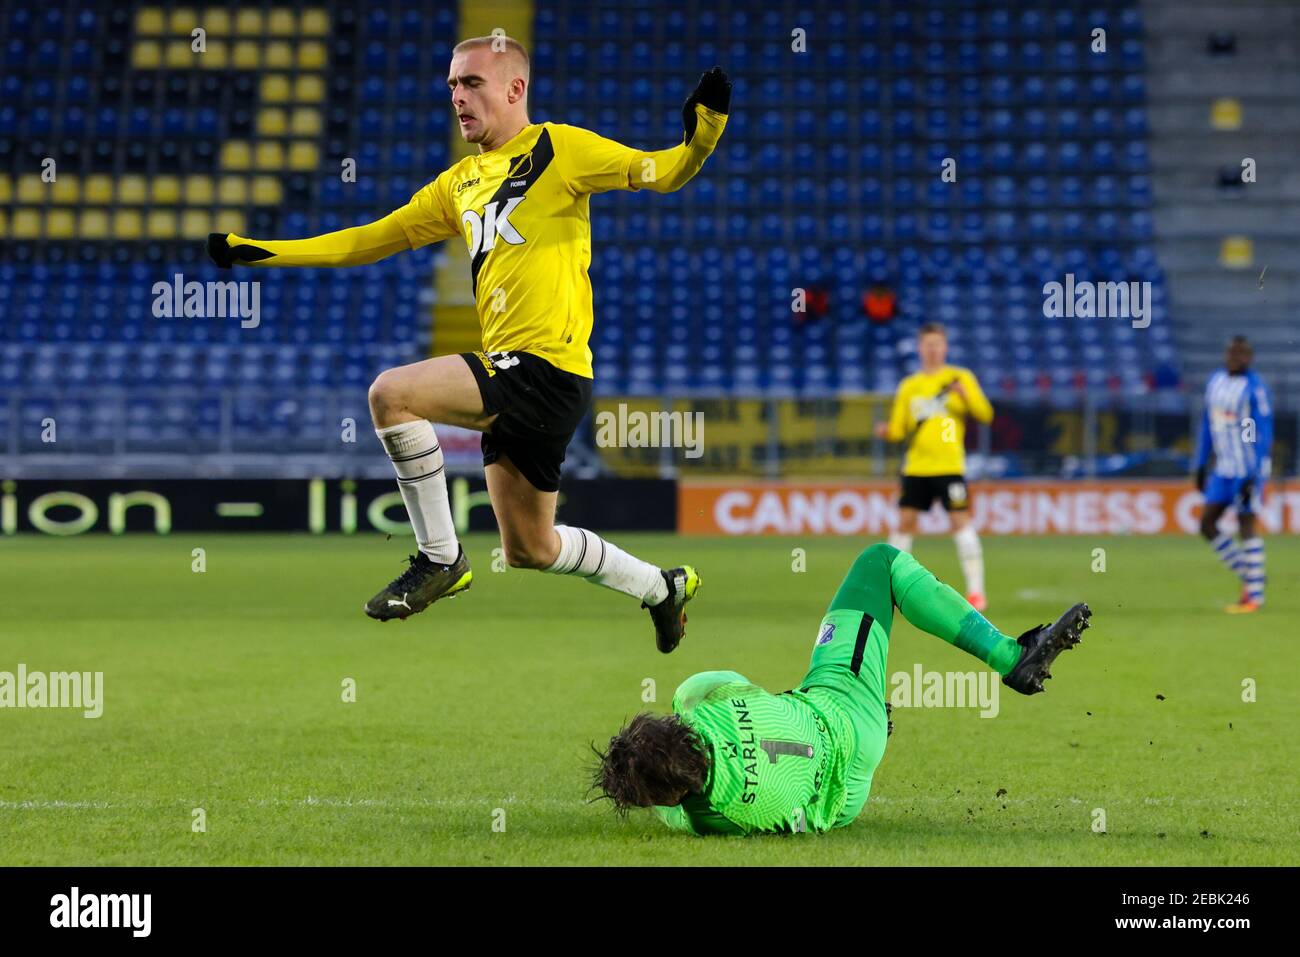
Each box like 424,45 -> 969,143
1211,97 -> 1242,130
257,108 -> 288,136
151,175 -> 181,204
221,141 -> 252,171
234,10 -> 263,35
79,210 -> 110,239
1219,236 -> 1253,268
267,9 -> 296,35
0,210 -> 6,237
294,74 -> 325,103
201,40 -> 228,69
204,9 -> 231,35
135,8 -> 165,34
214,210 -> 245,234
0,175 -> 10,203
180,210 -> 210,240
46,209 -> 76,239
184,175 -> 215,204
84,175 -> 113,204
51,177 -> 79,204
297,41 -> 327,69
17,175 -> 44,203
252,176 -> 283,204
118,175 -> 148,204
218,177 -> 249,205
168,8 -> 197,34
290,108 -> 321,136
261,74 -> 291,103
301,9 -> 330,36
254,142 -> 285,169
12,209 -> 41,239
265,41 -> 293,69
147,210 -> 178,239
288,142 -> 319,171
233,41 -> 260,69
113,210 -> 143,239
166,40 -> 194,69
132,41 -> 162,69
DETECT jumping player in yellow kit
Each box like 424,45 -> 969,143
207,37 -> 729,652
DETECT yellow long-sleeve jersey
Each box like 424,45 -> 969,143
221,105 -> 729,378
884,365 -> 993,476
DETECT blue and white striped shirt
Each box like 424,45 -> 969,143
1195,369 -> 1273,479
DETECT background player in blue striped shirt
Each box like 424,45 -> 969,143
1193,336 -> 1273,613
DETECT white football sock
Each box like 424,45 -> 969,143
888,532 -> 914,552
1210,532 -> 1245,582
953,525 -> 985,595
544,525 -> 668,604
1241,536 -> 1265,604
376,420 -> 459,564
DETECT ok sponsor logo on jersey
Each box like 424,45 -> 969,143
461,197 -> 527,257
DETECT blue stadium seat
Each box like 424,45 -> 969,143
0,0 -> 1173,421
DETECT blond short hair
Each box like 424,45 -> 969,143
452,34 -> 530,82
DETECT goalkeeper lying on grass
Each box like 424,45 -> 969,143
592,543 -> 1091,835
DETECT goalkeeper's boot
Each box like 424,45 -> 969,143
364,547 -> 472,621
1003,602 -> 1091,696
644,566 -> 702,654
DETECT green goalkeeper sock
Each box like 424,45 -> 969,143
889,551 -> 1022,676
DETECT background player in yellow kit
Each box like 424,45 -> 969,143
206,37 -> 729,651
874,322 -> 994,610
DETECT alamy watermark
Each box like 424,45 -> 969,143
594,403 -> 704,459
151,273 -> 261,328
0,664 -> 103,718
1042,273 -> 1151,329
50,887 -> 150,937
889,665 -> 1001,718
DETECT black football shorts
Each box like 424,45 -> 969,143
899,473 -> 970,512
461,350 -> 592,493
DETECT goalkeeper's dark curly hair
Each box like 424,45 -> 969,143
589,713 -> 710,813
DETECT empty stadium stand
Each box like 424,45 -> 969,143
0,0 -> 1199,469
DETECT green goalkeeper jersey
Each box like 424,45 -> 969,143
652,671 -> 856,835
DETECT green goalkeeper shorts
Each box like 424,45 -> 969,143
796,543 -> 905,828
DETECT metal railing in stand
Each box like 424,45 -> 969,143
1,386 -> 1295,481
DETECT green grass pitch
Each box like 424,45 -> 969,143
0,532 -> 1295,866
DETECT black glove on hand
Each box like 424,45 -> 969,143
208,233 -> 273,269
207,233 -> 235,269
682,66 -> 731,145
1195,465 -> 1207,492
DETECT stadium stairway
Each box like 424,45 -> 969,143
1142,0 -> 1300,400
